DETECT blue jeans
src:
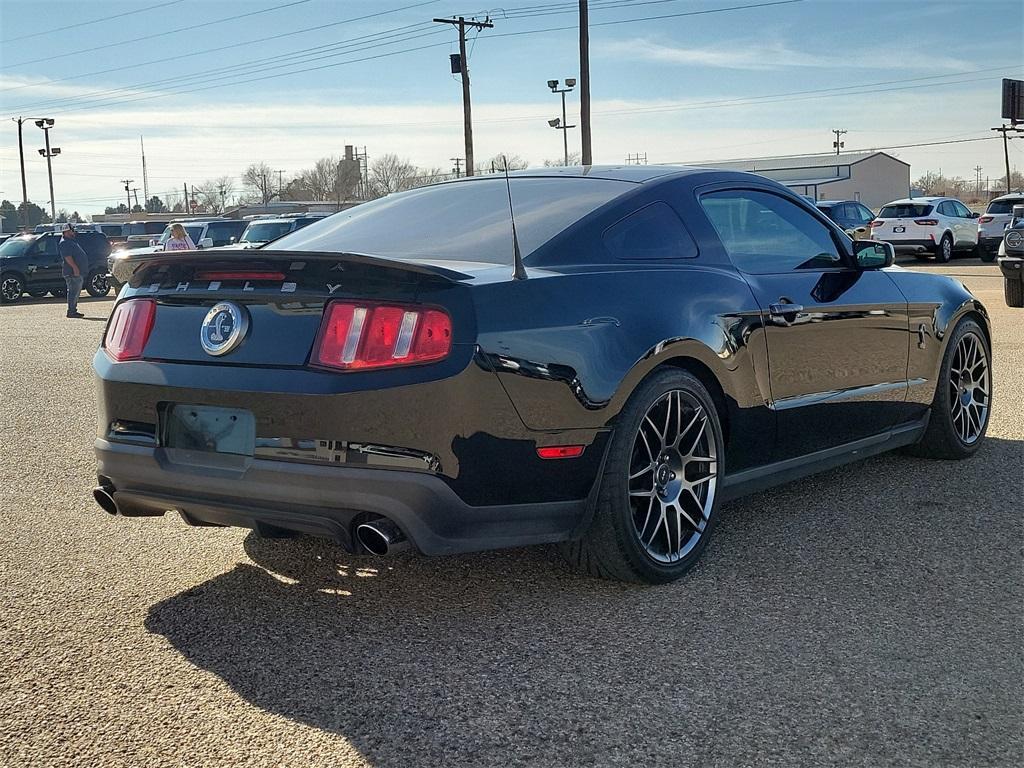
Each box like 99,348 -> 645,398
65,275 -> 83,314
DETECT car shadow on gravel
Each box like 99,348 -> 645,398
145,437 -> 1023,767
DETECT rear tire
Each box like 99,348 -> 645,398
913,252 -> 932,261
979,244 -> 996,263
85,270 -> 110,297
1006,277 -> 1024,308
907,317 -> 990,460
933,233 -> 953,263
560,369 -> 724,584
27,288 -> 48,298
0,273 -> 24,303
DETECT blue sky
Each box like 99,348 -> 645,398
1,0 -> 1022,215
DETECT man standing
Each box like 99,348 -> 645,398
59,223 -> 88,318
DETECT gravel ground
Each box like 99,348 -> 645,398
1,261 -> 1021,768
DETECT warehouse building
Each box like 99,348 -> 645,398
692,151 -> 910,210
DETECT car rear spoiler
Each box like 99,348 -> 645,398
122,248 -> 476,283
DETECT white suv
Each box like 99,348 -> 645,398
870,196 -> 979,262
978,192 -> 1024,262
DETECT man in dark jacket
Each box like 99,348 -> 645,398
59,224 -> 88,318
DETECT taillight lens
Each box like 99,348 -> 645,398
104,299 -> 156,361
914,219 -> 939,226
312,301 -> 452,371
869,220 -> 883,227
978,216 -> 993,223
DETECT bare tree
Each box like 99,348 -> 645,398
481,153 -> 529,173
242,162 -> 277,204
196,175 -> 236,213
367,154 -> 419,198
543,151 -> 581,167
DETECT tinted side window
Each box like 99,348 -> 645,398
700,189 -> 841,274
856,205 -> 874,224
937,201 -> 954,216
43,236 -> 60,257
953,201 -> 972,218
603,202 -> 698,261
206,222 -> 245,244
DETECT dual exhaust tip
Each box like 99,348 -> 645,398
96,484 -> 407,557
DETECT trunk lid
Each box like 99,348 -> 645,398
119,249 -> 483,367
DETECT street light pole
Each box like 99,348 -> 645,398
35,119 -> 58,221
547,79 -> 577,166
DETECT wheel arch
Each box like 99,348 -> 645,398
652,356 -> 731,447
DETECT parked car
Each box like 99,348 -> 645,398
108,219 -> 249,289
120,220 -> 171,250
91,168 -> 993,583
978,192 -> 1024,261
220,216 -> 327,249
95,222 -> 126,246
815,200 -> 875,240
870,196 -> 979,262
0,231 -> 111,302
997,204 -> 1024,307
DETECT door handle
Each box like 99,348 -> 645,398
768,302 -> 804,316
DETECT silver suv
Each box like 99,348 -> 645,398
978,192 -> 1024,261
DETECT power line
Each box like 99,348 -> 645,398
3,0 -> 315,69
0,2 -> 439,96
0,0 -> 185,44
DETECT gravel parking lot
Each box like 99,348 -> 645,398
1,258 -> 1021,768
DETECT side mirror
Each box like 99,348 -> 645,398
198,237 -> 214,249
970,211 -> 980,219
853,240 -> 894,269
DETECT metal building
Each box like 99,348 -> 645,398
691,151 -> 910,209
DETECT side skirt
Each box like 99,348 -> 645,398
720,415 -> 929,502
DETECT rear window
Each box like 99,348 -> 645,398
986,197 -> 1024,215
271,177 -> 633,262
878,204 -> 933,218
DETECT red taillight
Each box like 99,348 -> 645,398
869,220 -> 883,227
312,301 -> 452,371
537,445 -> 585,459
104,299 -> 156,361
978,216 -> 994,223
914,219 -> 939,226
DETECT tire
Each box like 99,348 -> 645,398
1006,277 -> 1024,308
933,233 -> 953,263
0,272 -> 25,303
49,287 -> 67,298
914,252 -> 932,262
979,244 -> 996,263
907,317 -> 991,460
85,270 -> 110,297
26,288 -> 49,298
560,369 -> 724,583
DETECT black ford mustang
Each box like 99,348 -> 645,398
92,166 -> 992,583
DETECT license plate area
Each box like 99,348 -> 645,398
893,226 -> 906,233
163,405 -> 256,456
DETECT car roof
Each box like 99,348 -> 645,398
436,164 -> 731,186
990,192 -> 1024,200
881,197 -> 948,205
243,218 -> 294,225
815,199 -> 862,206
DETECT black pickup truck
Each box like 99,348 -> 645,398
0,232 -> 111,303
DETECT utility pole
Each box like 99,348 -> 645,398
131,187 -> 140,210
262,173 -> 269,205
433,15 -> 493,177
140,136 -> 149,204
35,119 -> 59,221
579,0 -> 592,166
974,165 -> 983,197
10,117 -> 36,228
831,129 -> 847,156
991,124 -> 1024,193
276,169 -> 285,199
183,183 -> 188,214
450,157 -> 464,178
218,183 -> 227,213
121,179 -> 133,212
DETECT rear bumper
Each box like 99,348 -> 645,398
998,256 -> 1024,281
880,238 -> 936,251
980,236 -> 1005,251
96,438 -> 590,555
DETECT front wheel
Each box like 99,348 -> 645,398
85,270 -> 110,297
0,273 -> 25,303
907,318 -> 991,459
560,369 -> 724,583
1006,277 -> 1024,308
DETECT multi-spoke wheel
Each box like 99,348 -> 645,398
628,390 -> 717,564
560,368 -> 724,583
85,270 -> 111,297
0,273 -> 25,303
948,331 -> 989,445
908,317 -> 991,459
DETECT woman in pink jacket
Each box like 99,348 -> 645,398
164,224 -> 195,251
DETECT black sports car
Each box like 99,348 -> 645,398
92,166 -> 992,583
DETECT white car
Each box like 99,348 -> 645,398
978,192 -> 1024,262
870,196 -> 979,262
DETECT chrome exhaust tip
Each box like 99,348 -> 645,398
355,519 -> 407,556
93,486 -> 118,515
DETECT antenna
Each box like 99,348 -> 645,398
502,157 -> 527,280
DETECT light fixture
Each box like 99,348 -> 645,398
547,79 -> 558,90
565,77 -> 577,88
548,118 -> 561,128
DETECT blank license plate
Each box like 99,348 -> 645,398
164,405 -> 255,456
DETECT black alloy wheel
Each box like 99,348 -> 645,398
908,317 -> 991,459
0,273 -> 24,303
86,270 -> 111,297
561,368 -> 724,583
